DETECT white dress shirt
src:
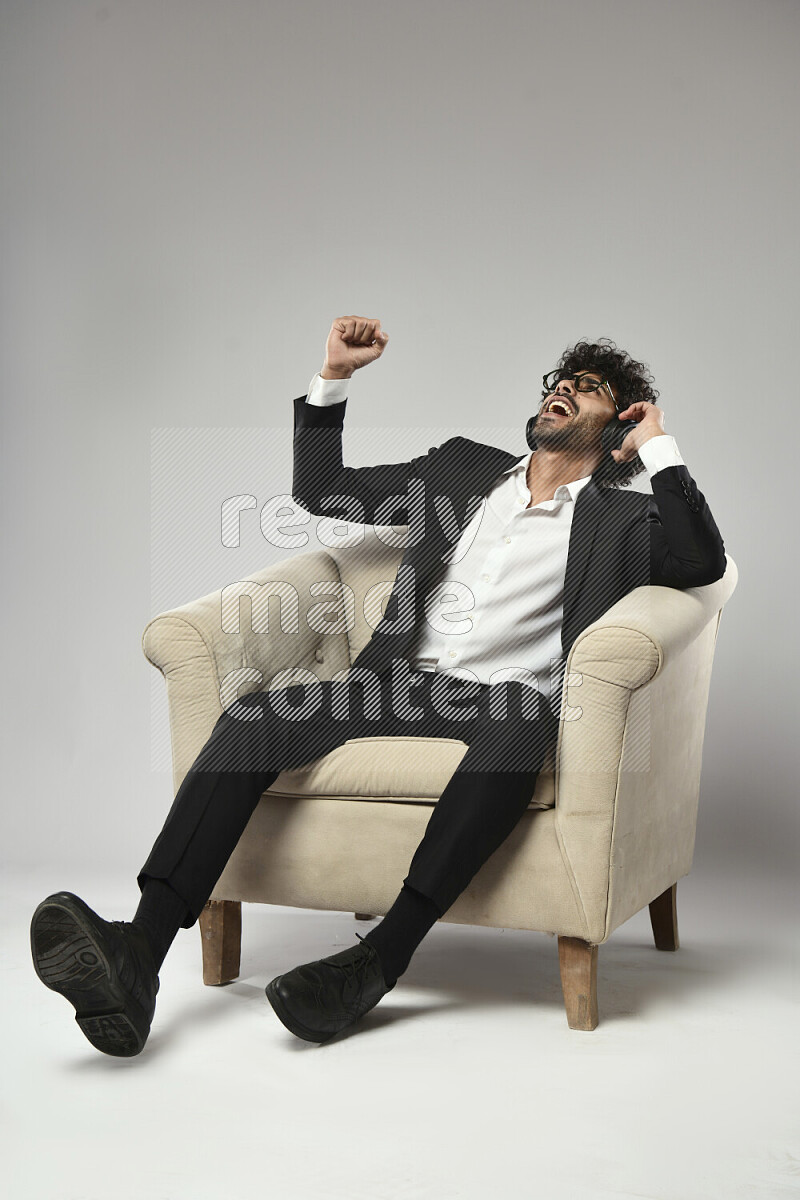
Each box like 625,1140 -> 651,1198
304,372 -> 685,701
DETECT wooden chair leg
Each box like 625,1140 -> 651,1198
199,899 -> 242,985
558,936 -> 599,1030
649,882 -> 679,951
354,912 -> 376,921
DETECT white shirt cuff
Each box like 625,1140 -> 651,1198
637,433 -> 685,475
306,372 -> 349,407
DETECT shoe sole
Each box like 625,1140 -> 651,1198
30,895 -> 151,1057
264,977 -> 336,1044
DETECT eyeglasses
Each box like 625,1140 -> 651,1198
541,370 -> 622,411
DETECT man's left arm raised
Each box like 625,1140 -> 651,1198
614,403 -> 727,588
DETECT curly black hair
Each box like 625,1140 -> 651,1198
535,337 -> 660,489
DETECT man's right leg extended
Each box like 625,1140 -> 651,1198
30,683 -> 343,1056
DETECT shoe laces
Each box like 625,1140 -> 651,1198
326,933 -> 374,994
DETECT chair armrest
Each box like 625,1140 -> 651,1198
556,556 -> 737,766
552,556 -> 738,943
143,550 -> 353,791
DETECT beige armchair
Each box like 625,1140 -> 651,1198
142,530 -> 737,1030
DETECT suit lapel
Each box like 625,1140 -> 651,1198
561,477 -> 606,652
412,442 -> 612,644
455,448 -> 520,523
429,447 -> 607,616
458,448 -> 520,525
416,444 -> 520,576
465,451 -> 604,633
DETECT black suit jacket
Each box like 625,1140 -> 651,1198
292,395 -> 727,684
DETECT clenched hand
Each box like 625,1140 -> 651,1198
321,316 -> 389,379
610,401 -> 667,462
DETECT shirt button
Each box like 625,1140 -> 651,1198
504,536 -> 512,544
517,497 -> 526,506
481,573 -> 490,582
448,650 -> 457,659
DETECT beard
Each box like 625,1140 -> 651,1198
529,409 -> 609,454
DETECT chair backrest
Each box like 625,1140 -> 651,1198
326,528 -> 738,671
328,528 -> 406,664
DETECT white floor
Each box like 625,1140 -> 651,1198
5,860 -> 798,1200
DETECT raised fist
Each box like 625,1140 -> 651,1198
321,316 -> 389,379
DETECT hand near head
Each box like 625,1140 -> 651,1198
610,401 -> 667,462
321,316 -> 389,379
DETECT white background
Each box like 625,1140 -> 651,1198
3,0 -> 795,877
2,3 -> 797,1198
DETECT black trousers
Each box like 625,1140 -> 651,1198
137,666 -> 559,926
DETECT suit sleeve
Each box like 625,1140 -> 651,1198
292,393 -> 443,525
646,463 -> 727,587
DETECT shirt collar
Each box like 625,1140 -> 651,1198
503,451 -> 594,503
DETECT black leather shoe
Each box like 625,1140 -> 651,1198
265,932 -> 395,1043
30,891 -> 160,1057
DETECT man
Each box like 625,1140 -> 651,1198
30,315 -> 727,1055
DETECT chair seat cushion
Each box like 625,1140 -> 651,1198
270,736 -> 556,809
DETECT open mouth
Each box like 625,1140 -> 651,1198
543,397 -> 575,419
